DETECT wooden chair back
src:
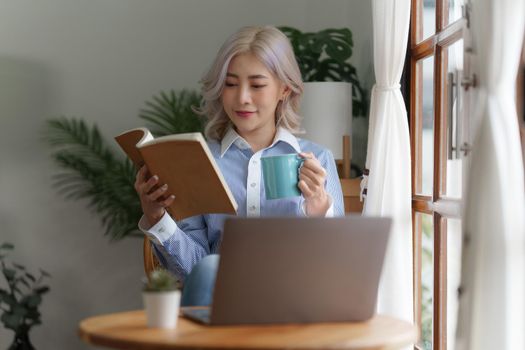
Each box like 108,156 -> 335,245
143,238 -> 161,276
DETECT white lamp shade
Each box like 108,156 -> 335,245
300,82 -> 352,160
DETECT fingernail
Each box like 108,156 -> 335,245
152,175 -> 158,181
161,184 -> 168,190
170,195 -> 175,199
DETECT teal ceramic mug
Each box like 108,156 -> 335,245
261,153 -> 305,199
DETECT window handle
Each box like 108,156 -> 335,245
447,72 -> 456,160
447,70 -> 463,159
461,74 -> 478,90
460,142 -> 472,157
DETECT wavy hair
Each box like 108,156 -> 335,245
195,26 -> 304,141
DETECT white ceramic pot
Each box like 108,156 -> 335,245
143,290 -> 181,328
300,82 -> 353,160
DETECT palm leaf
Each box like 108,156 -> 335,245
44,118 -> 142,240
139,89 -> 205,136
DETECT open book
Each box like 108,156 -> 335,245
115,128 -> 238,221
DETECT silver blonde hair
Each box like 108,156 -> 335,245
196,26 -> 304,141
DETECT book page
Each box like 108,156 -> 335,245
140,132 -> 203,146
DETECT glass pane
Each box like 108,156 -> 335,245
447,0 -> 464,26
446,218 -> 462,350
420,56 -> 434,195
419,213 -> 434,350
443,40 -> 464,198
423,0 -> 436,40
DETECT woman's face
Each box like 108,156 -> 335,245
221,52 -> 287,141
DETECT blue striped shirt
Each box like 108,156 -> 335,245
139,127 -> 344,281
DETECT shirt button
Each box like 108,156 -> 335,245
159,227 -> 165,233
252,160 -> 258,165
250,205 -> 256,211
250,182 -> 257,187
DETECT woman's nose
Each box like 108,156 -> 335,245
238,86 -> 252,104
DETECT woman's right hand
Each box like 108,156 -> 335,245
134,165 -> 175,227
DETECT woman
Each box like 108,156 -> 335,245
135,26 -> 344,304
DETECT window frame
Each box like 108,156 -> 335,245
409,1 -> 467,349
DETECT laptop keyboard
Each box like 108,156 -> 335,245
182,307 -> 211,324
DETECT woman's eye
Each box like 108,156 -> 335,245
224,82 -> 266,88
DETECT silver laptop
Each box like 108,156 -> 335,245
182,215 -> 391,325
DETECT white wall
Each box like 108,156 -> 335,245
0,1 -> 372,348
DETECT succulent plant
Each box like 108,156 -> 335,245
143,269 -> 181,292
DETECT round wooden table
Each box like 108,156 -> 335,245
79,309 -> 417,350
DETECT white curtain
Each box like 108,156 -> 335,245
363,0 -> 413,325
456,0 -> 525,349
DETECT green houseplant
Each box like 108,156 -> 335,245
278,26 -> 368,117
44,89 -> 204,241
0,243 -> 51,350
142,268 -> 181,328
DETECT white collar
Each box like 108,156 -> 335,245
220,126 -> 301,157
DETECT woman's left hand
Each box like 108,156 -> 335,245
298,152 -> 331,217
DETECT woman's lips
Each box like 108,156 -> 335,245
236,111 -> 255,117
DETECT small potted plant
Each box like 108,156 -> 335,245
0,242 -> 50,350
142,268 -> 181,328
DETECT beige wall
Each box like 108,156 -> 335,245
0,1 -> 373,348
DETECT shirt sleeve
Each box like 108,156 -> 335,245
138,212 -> 210,281
300,195 -> 335,217
319,149 -> 345,217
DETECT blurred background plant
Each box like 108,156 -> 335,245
44,89 -> 204,241
0,242 -> 50,350
278,26 -> 368,117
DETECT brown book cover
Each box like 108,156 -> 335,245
115,127 -> 238,221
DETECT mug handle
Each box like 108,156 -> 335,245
296,154 -> 307,174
